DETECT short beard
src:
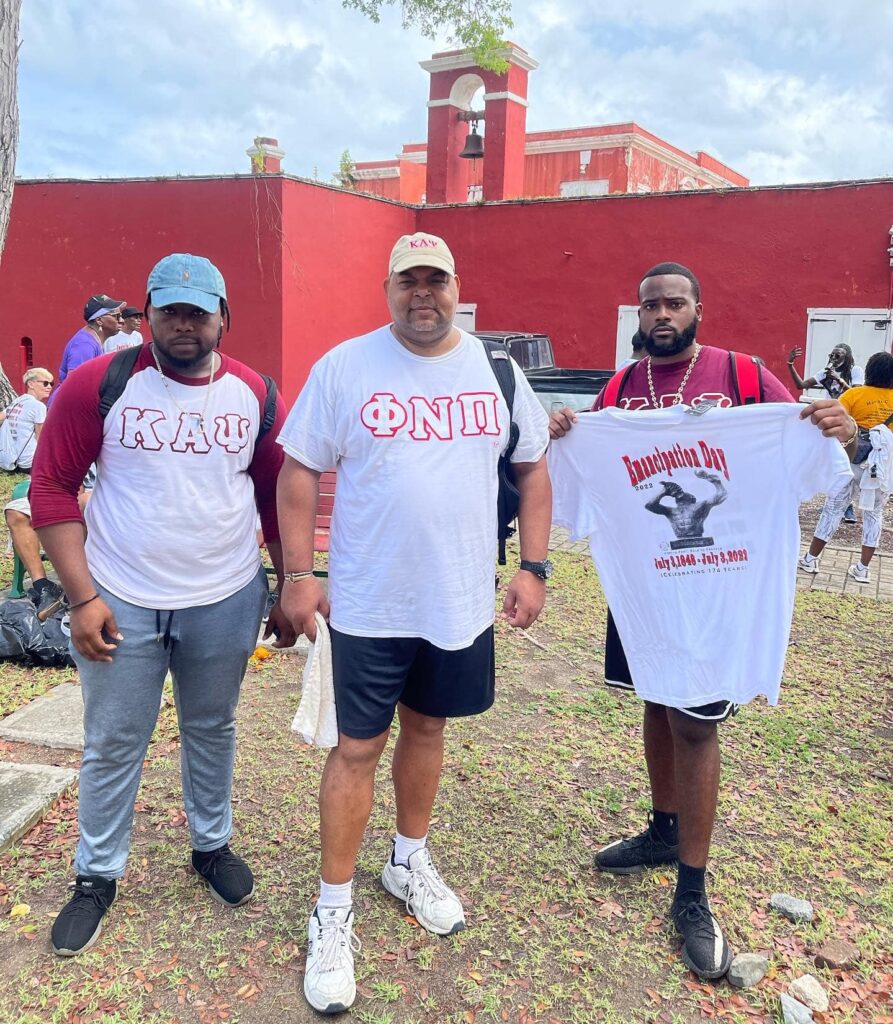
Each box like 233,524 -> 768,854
643,318 -> 698,358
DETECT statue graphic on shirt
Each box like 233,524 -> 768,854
645,469 -> 727,546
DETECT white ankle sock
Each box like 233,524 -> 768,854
393,832 -> 426,867
857,562 -> 868,572
804,552 -> 817,562
318,878 -> 352,909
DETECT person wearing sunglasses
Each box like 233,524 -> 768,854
0,366 -> 54,471
52,295 -> 125,403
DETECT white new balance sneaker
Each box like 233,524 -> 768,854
381,846 -> 465,936
303,906 -> 361,1014
797,553 -> 820,574
847,563 -> 870,584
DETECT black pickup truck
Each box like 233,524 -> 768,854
474,331 -> 613,412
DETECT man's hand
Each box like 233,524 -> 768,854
548,406 -> 578,440
502,571 -> 546,630
263,598 -> 298,649
788,346 -> 802,363
280,577 -> 330,642
70,597 -> 123,663
799,398 -> 857,443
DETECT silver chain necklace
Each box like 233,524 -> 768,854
150,344 -> 218,430
646,344 -> 702,408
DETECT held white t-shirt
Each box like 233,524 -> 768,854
550,403 -> 852,708
277,326 -> 550,649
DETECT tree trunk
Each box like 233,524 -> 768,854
0,0 -> 22,264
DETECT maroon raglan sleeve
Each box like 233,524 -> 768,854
225,359 -> 286,544
30,357 -> 110,528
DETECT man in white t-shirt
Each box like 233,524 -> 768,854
102,306 -> 144,354
31,253 -> 295,959
548,262 -> 857,983
277,232 -> 551,1014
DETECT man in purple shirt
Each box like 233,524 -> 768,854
54,295 -> 125,399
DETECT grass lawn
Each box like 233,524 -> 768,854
0,470 -> 891,1023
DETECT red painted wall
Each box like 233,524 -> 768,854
278,179 -> 415,400
2,176 -> 890,404
417,181 -> 893,386
0,176 -> 284,389
0,176 -> 413,404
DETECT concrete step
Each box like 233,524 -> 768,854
0,761 -> 78,852
0,682 -> 84,750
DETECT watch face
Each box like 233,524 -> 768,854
542,559 -> 554,579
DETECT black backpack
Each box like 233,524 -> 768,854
97,345 -> 278,440
481,340 -> 521,565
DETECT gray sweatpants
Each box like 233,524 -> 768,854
72,567 -> 268,878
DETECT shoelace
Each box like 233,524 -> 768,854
196,845 -> 240,879
65,882 -> 112,918
674,898 -> 720,941
406,851 -> 452,908
316,914 -> 361,972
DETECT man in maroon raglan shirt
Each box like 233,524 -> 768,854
549,262 -> 858,980
30,253 -> 295,958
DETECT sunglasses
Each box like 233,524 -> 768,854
36,380 -> 54,387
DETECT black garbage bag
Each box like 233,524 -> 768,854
0,597 -> 75,667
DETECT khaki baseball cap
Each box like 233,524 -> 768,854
388,232 -> 456,276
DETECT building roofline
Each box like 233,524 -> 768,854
12,172 -> 892,210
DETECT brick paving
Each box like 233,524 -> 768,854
548,526 -> 892,602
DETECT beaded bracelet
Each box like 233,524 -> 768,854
69,593 -> 100,610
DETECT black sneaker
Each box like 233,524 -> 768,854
51,875 -> 117,956
594,813 -> 679,874
190,844 -> 255,907
670,891 -> 732,980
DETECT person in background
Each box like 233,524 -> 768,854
787,343 -> 863,397
102,307 -> 144,354
787,344 -> 864,522
54,296 -> 125,399
617,330 -> 647,369
799,351 -> 893,583
1,367 -> 54,471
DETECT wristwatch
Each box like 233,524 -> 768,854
520,558 -> 554,580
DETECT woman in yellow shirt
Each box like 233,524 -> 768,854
799,352 -> 893,583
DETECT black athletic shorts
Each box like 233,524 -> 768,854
330,626 -> 496,739
604,611 -> 738,723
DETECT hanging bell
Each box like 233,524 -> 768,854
459,125 -> 484,160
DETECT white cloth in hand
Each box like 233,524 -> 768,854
291,612 -> 338,747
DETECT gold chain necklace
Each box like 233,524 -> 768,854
646,344 -> 702,408
150,345 -> 218,430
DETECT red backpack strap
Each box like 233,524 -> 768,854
600,363 -> 637,408
728,350 -> 764,406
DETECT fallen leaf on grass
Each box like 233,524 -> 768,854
10,903 -> 30,919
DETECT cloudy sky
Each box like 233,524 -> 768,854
16,0 -> 893,187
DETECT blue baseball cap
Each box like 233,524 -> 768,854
146,253 -> 227,313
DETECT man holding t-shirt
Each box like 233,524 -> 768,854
277,232 -> 551,1014
549,262 -> 857,981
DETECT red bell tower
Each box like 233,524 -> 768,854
420,44 -> 537,204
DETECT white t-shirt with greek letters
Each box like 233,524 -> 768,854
549,403 -> 852,707
277,326 -> 549,649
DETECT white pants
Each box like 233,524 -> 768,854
815,474 -> 891,549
